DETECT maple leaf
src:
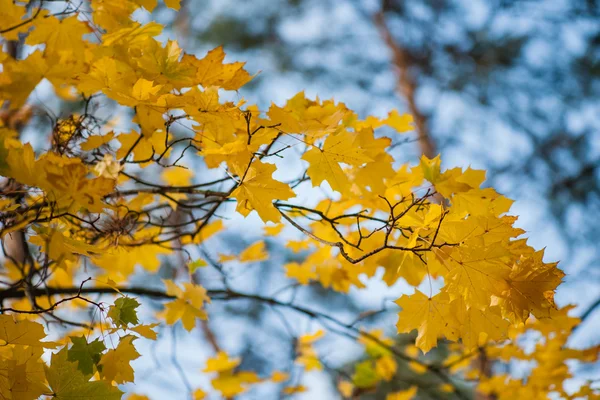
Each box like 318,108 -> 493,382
46,348 -> 123,400
211,371 -> 261,398
163,280 -> 211,331
136,39 -> 197,88
67,336 -> 106,376
0,346 -> 49,400
0,315 -> 57,348
443,245 -> 512,309
194,46 -> 253,90
302,130 -> 372,193
0,0 -> 28,40
499,253 -> 565,322
130,323 -> 160,340
395,291 -> 459,353
26,15 -> 92,55
385,110 -> 415,133
203,352 -> 241,373
451,299 -> 509,350
230,161 -> 295,223
108,297 -> 141,328
0,51 -> 48,109
239,240 -> 269,262
267,93 -> 349,137
285,262 -> 317,285
375,356 -> 397,381
99,335 -> 141,384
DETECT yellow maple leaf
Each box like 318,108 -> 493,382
203,351 -> 240,373
163,280 -> 211,331
499,253 -> 565,322
80,132 -> 115,151
99,335 -> 141,384
130,323 -> 160,340
0,315 -> 57,348
302,130 -> 371,193
0,51 -> 48,109
211,371 -> 260,398
451,298 -> 509,350
395,291 -> 458,353
0,0 -> 28,40
194,46 -> 253,90
26,15 -> 92,55
230,161 -> 295,223
0,346 -> 48,400
285,262 -> 317,285
239,240 -> 269,262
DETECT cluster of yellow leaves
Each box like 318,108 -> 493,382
0,295 -> 159,400
472,306 -> 600,399
201,352 -> 260,398
0,0 -> 595,399
280,155 -> 566,356
1,142 -> 115,214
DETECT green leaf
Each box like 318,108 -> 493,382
108,297 -> 140,328
45,348 -> 123,400
67,336 -> 106,376
188,258 -> 208,273
352,360 -> 379,389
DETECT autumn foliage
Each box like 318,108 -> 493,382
0,1 -> 597,399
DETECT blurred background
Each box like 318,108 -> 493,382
121,0 -> 600,398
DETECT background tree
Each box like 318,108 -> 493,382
0,1 -> 598,400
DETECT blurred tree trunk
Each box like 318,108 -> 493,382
373,6 -> 436,158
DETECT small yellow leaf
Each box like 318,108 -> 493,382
99,335 -> 141,384
239,241 -> 268,263
203,351 -> 240,373
130,323 -> 160,340
386,386 -> 418,400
